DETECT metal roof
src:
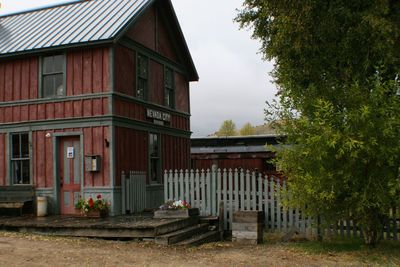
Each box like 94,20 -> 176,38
0,0 -> 153,56
191,145 -> 274,154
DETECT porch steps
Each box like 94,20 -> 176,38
0,215 -> 199,239
175,230 -> 221,246
155,223 -> 209,245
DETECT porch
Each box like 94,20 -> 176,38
0,214 -> 220,245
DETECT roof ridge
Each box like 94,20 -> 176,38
0,0 -> 83,19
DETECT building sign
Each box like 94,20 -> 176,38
146,108 -> 171,122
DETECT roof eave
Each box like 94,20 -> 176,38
0,39 -> 114,60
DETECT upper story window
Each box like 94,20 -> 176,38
42,54 -> 65,98
137,54 -> 148,100
11,133 -> 30,185
165,67 -> 175,109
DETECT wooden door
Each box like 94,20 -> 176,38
59,137 -> 81,215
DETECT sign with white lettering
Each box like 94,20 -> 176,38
146,109 -> 171,122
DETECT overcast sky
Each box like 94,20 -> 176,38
0,0 -> 277,137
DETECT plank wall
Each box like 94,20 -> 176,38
162,134 -> 190,171
0,57 -> 38,101
33,126 -> 110,188
115,127 -> 148,186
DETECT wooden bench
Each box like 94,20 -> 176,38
0,186 -> 35,215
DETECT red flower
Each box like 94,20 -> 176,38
88,198 -> 94,208
97,194 -> 102,199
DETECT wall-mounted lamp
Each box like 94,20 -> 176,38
45,133 -> 51,138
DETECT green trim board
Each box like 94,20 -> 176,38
0,116 -> 113,133
0,114 -> 190,137
112,92 -> 190,117
111,116 -> 191,138
0,91 -> 189,118
0,92 -> 109,108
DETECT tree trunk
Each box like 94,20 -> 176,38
361,209 -> 384,247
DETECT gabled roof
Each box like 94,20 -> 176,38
0,0 -> 198,81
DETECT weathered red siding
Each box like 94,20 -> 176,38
114,45 -> 136,96
0,57 -> 38,102
67,47 -> 110,95
83,126 -> 110,187
126,6 -> 156,51
33,126 -> 110,188
156,12 -> 179,62
0,134 -> 5,186
162,134 -> 190,171
125,6 -> 179,63
0,97 -> 108,124
175,72 -> 189,113
115,127 -> 147,186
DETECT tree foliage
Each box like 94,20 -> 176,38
237,0 -> 400,246
240,122 -> 255,136
217,120 -> 237,136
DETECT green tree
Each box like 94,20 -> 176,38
240,123 -> 255,136
237,0 -> 400,246
217,120 -> 237,136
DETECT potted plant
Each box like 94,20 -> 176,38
75,194 -> 110,218
154,200 -> 199,219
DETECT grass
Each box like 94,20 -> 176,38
287,237 -> 400,266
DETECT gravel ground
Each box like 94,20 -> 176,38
0,231 -> 396,267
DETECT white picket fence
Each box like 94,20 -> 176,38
164,167 -> 307,232
164,168 -> 400,241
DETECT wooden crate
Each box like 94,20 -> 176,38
232,211 -> 264,244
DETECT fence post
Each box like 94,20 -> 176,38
223,169 -> 228,229
206,168 -> 211,215
211,164 -> 217,215
121,171 -> 126,215
164,170 -> 168,202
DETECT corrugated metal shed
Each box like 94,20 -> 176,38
0,0 -> 152,56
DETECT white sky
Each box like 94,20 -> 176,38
0,0 -> 277,137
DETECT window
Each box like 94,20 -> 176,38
137,54 -> 148,100
42,54 -> 65,98
149,133 -> 160,183
11,133 -> 30,185
165,67 -> 175,108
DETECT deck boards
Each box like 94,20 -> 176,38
0,215 -> 194,238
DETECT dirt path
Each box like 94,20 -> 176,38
0,231 -> 392,267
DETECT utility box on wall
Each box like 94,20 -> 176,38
85,155 -> 101,172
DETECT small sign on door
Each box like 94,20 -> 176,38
67,147 -> 74,159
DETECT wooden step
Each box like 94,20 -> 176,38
176,230 -> 220,246
155,223 -> 209,245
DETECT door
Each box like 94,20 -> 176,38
59,137 -> 81,215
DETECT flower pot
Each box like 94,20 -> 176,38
81,209 -> 109,218
153,208 -> 199,219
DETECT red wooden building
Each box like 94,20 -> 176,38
191,135 -> 280,176
0,0 -> 198,215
